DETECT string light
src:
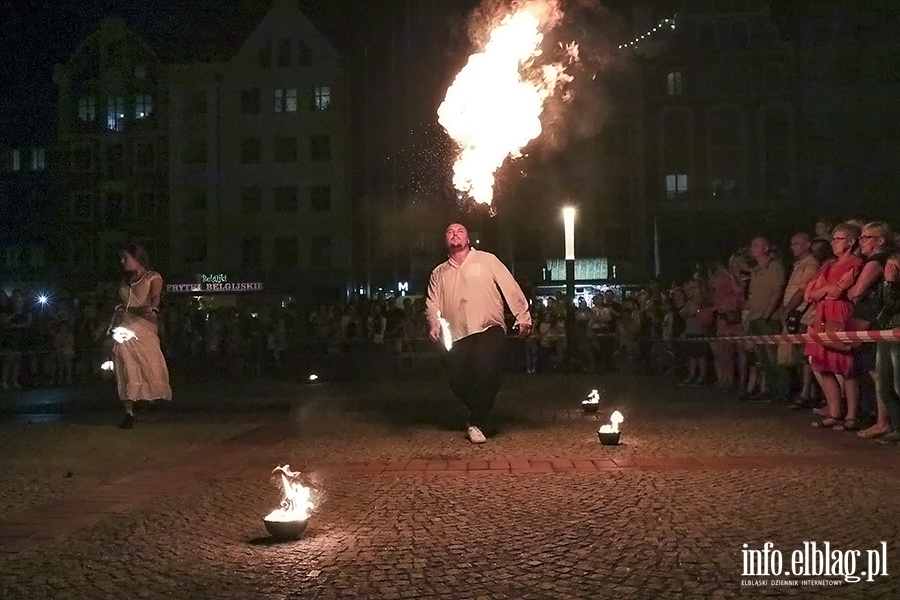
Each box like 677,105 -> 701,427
617,18 -> 676,49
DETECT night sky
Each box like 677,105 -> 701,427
0,0 -> 810,144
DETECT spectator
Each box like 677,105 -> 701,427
742,237 -> 786,401
776,232 -> 820,406
806,223 -> 865,430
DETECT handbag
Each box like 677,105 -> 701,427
819,320 -> 851,352
784,303 -> 810,334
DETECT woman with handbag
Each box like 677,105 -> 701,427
804,223 -> 864,429
847,222 -> 894,437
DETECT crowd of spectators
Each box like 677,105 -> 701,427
2,217 -> 900,443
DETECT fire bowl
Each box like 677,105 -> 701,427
263,517 -> 308,540
598,431 -> 621,445
582,402 -> 600,413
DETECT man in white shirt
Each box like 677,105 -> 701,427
426,223 -> 532,443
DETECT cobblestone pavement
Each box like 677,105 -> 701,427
0,373 -> 898,599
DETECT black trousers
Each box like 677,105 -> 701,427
446,326 -> 507,429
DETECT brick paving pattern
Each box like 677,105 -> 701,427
0,373 -> 897,598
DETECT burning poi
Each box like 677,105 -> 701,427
438,0 -> 578,206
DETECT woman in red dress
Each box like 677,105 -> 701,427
804,223 -> 864,429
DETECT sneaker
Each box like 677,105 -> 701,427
466,426 -> 486,444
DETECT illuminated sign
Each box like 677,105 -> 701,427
200,273 -> 228,284
398,281 -> 409,296
166,282 -> 264,293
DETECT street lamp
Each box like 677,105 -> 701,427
562,207 -> 576,369
562,207 -> 576,299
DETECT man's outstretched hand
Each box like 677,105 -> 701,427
516,322 -> 532,338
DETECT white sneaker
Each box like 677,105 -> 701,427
466,426 -> 486,444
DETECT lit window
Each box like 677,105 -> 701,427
11,149 -> 21,172
275,88 -> 297,112
31,148 -> 46,171
135,94 -> 153,119
313,86 -> 331,110
78,97 -> 96,122
666,71 -> 684,95
665,174 -> 689,200
106,96 -> 125,131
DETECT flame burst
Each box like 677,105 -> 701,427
438,0 -> 578,206
265,465 -> 315,522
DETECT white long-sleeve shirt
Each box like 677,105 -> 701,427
426,248 -> 531,343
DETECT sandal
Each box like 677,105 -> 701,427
833,419 -> 860,432
811,416 -> 842,428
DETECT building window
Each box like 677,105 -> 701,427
134,93 -> 153,119
273,137 -> 297,162
30,148 -> 46,171
259,41 -> 272,68
277,38 -> 291,67
274,88 -> 298,112
184,237 -> 207,263
106,96 -> 125,131
310,135 -> 331,161
134,64 -> 147,79
731,20 -> 750,48
242,237 -> 262,268
186,187 -> 207,212
297,40 -> 311,66
273,186 -> 298,212
10,148 -> 21,171
78,97 -> 96,121
134,140 -> 155,171
184,139 -> 208,164
310,185 -> 331,211
240,187 -> 262,214
310,234 -> 331,268
274,236 -> 298,266
241,88 -> 261,114
106,144 -> 124,177
666,71 -> 684,96
240,138 -> 261,164
70,146 -> 92,172
313,86 -> 331,111
665,174 -> 689,200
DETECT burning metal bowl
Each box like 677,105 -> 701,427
582,402 -> 599,413
263,517 -> 308,540
598,431 -> 621,445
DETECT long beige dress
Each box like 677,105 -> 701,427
112,271 -> 172,402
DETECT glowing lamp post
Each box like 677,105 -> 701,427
563,207 -> 576,366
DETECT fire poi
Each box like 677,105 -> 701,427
438,0 -> 578,206
437,311 -> 453,350
263,465 -> 315,540
111,326 -> 138,344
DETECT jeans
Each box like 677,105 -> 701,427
875,341 -> 900,431
445,326 -> 507,429
749,318 -> 784,395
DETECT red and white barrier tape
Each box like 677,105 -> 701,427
677,329 -> 900,345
